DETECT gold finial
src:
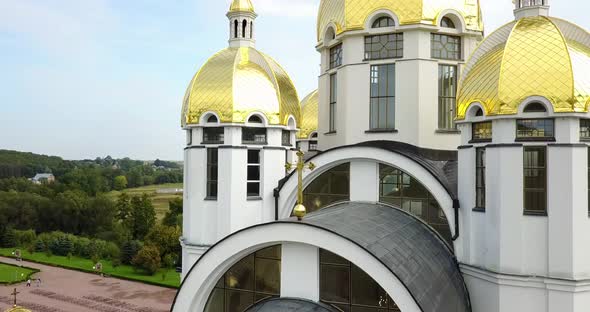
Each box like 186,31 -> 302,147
286,150 -> 315,221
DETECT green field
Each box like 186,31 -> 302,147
0,249 -> 180,288
107,183 -> 183,220
0,262 -> 38,284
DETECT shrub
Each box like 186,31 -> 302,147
132,245 -> 161,275
103,242 -> 120,260
121,240 -> 143,265
14,229 -> 36,247
34,239 -> 45,252
1,228 -> 17,248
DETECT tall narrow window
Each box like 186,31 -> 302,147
329,74 -> 337,132
431,34 -> 461,60
250,21 -> 253,38
247,150 -> 261,197
242,20 -> 247,38
523,147 -> 547,215
370,64 -> 396,129
438,65 -> 458,130
475,148 -> 486,211
364,34 -> 403,60
234,20 -> 238,39
329,44 -> 343,69
282,130 -> 291,146
207,148 -> 218,199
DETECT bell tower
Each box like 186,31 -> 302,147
514,0 -> 550,19
227,0 -> 257,48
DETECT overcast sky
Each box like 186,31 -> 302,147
1,0 -> 588,160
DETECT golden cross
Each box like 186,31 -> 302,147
11,288 -> 19,307
286,150 -> 315,220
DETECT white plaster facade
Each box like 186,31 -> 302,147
178,0 -> 590,311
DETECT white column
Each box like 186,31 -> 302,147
280,243 -> 320,301
350,160 -> 378,202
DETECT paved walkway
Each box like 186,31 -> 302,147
0,257 -> 176,312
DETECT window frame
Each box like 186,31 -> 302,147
523,146 -> 547,216
515,118 -> 555,142
580,119 -> 590,140
369,64 -> 396,130
475,148 -> 486,211
372,16 -> 396,28
242,127 -> 268,145
471,121 -> 493,143
437,64 -> 458,130
203,127 -> 225,144
329,44 -> 343,69
206,148 -> 219,200
247,149 -> 262,198
329,74 -> 337,133
281,130 -> 292,147
431,33 -> 462,60
364,33 -> 403,60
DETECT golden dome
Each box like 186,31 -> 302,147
229,0 -> 255,13
298,90 -> 319,139
4,307 -> 31,312
317,0 -> 483,42
182,47 -> 301,127
457,16 -> 590,119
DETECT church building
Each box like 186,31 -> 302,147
174,0 -> 590,311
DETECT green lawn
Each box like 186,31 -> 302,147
0,248 -> 180,288
106,183 -> 183,220
0,263 -> 37,284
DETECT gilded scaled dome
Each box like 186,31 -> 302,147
298,90 -> 318,139
229,0 -> 254,13
4,307 -> 32,312
317,0 -> 483,41
457,16 -> 590,119
182,47 -> 301,127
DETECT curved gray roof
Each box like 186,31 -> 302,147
283,202 -> 470,312
245,298 -> 338,312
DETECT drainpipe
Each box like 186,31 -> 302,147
451,198 -> 460,241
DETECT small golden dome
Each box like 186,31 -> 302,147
317,0 -> 483,42
4,307 -> 32,312
298,90 -> 319,139
457,16 -> 590,119
229,0 -> 255,13
182,47 -> 301,127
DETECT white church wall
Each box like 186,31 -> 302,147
280,243 -> 320,301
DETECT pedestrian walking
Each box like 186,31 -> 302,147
36,278 -> 40,287
26,279 -> 31,287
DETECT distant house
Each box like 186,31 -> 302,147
30,173 -> 55,184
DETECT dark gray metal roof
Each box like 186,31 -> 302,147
287,202 -> 470,312
245,298 -> 338,312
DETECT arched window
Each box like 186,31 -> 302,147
475,107 -> 484,116
379,164 -> 451,244
250,21 -> 253,38
234,20 -> 238,38
248,115 -> 263,123
207,115 -> 219,123
302,163 -> 350,214
310,132 -> 318,138
523,102 -> 547,113
441,16 -> 456,29
372,16 -> 395,28
204,245 -> 281,312
319,249 -> 401,311
325,27 -> 335,41
242,20 -> 247,38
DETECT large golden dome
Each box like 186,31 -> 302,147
182,47 -> 301,127
456,16 -> 590,119
317,0 -> 483,42
298,90 -> 319,139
